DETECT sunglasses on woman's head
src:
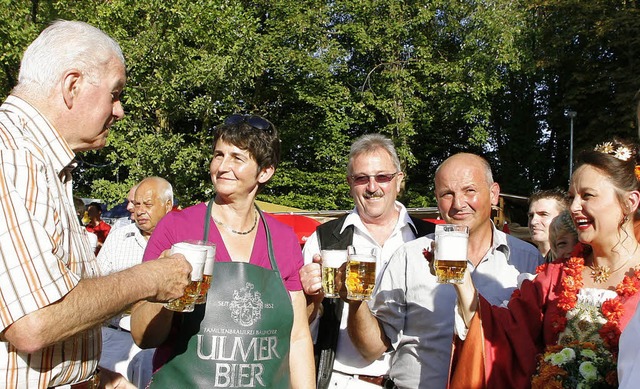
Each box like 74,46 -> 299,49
224,114 -> 272,133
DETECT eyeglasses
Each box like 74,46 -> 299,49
349,172 -> 401,185
224,114 -> 273,133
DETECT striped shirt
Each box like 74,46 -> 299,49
0,96 -> 101,388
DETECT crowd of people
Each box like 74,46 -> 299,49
1,19 -> 640,389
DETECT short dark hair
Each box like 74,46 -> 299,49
87,201 -> 103,213
528,189 -> 569,209
213,115 -> 280,172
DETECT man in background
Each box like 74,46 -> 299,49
527,189 -> 569,262
112,183 -> 139,230
0,20 -> 191,389
299,133 -> 433,388
86,201 -> 111,254
97,176 -> 174,388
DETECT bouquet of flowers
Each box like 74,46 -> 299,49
531,341 -> 617,388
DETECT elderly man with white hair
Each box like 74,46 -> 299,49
0,20 -> 191,389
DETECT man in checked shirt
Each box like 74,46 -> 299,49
97,177 -> 174,388
0,20 -> 192,389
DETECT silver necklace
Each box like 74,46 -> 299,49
212,209 -> 258,235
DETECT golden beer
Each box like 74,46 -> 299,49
194,274 -> 213,304
434,260 -> 468,284
346,254 -> 377,300
321,249 -> 347,298
165,279 -> 201,312
322,266 -> 340,298
434,225 -> 469,284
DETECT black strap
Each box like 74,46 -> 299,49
314,215 -> 350,389
315,298 -> 343,388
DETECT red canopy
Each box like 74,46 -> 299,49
268,214 -> 321,246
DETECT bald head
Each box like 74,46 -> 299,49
134,177 -> 174,237
435,153 -> 494,186
137,177 -> 173,203
434,153 -> 499,235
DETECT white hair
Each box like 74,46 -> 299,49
13,20 -> 124,98
138,177 -> 174,205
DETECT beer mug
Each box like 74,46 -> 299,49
345,246 -> 378,301
164,242 -> 208,312
321,249 -> 347,298
193,241 -> 216,304
434,224 -> 469,284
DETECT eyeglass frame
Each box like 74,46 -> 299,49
348,171 -> 402,185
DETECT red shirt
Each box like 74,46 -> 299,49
86,220 -> 111,244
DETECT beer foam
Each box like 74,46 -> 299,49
348,254 -> 376,263
321,250 -> 347,268
171,242 -> 208,280
435,233 -> 468,261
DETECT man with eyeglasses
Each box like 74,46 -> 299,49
346,153 -> 543,388
299,133 -> 434,389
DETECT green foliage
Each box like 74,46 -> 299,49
1,0 -> 639,210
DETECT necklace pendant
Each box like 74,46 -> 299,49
591,265 -> 611,284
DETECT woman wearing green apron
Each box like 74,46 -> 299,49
131,115 -> 314,388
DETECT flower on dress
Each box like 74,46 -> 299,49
601,299 -> 624,324
598,322 -> 621,349
616,275 -> 640,297
536,263 -> 549,274
532,341 -> 617,389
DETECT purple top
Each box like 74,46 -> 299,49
143,202 -> 303,291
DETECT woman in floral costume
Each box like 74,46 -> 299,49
448,138 -> 640,388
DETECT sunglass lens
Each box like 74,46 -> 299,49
353,176 -> 369,185
247,116 -> 271,131
224,114 -> 245,126
375,174 -> 394,183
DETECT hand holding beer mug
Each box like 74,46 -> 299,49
164,242 -> 208,312
321,249 -> 348,298
346,246 -> 378,300
434,224 -> 469,284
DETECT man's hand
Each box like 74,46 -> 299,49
299,254 -> 323,297
143,252 -> 192,302
98,367 -> 136,389
303,255 -> 350,303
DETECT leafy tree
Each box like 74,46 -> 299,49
1,0 -> 639,210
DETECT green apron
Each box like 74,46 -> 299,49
149,200 -> 293,388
